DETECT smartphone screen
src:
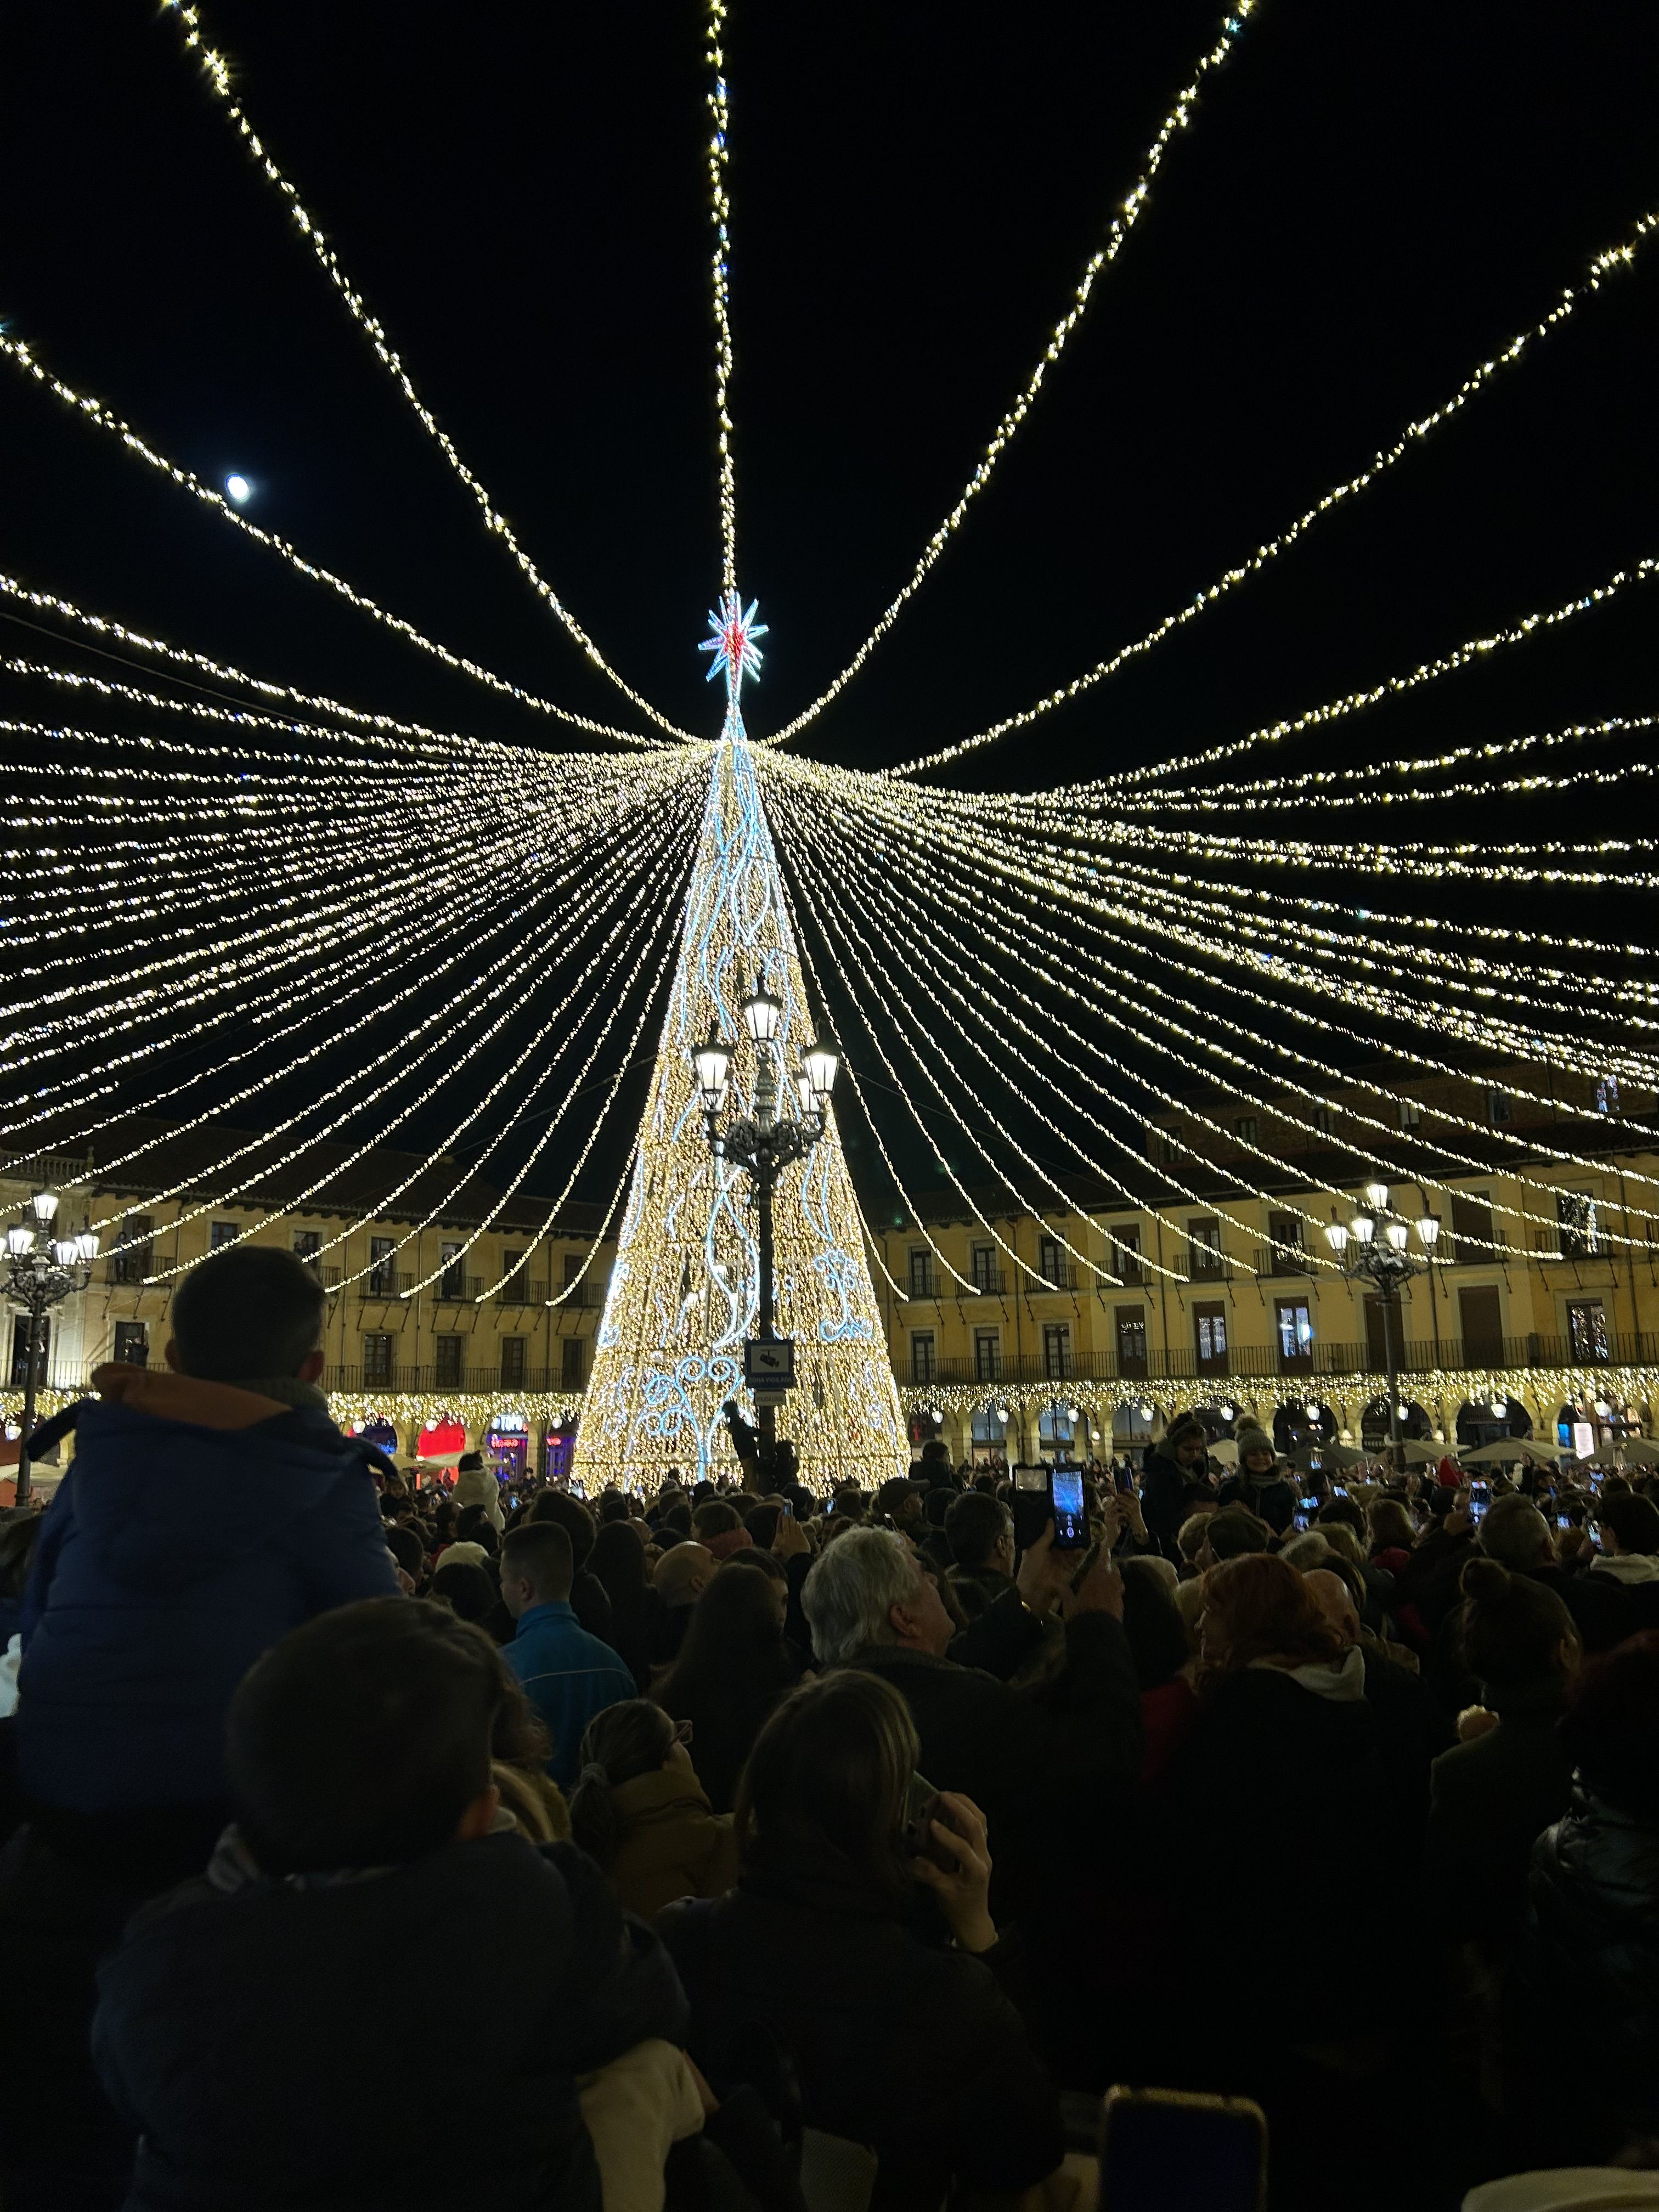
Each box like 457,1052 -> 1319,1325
780,1500 -> 792,1518
1100,2089 -> 1265,2212
1291,1510 -> 1310,1532
1051,1468 -> 1088,1548
1469,1479 -> 1489,1523
1011,1464 -> 1052,1551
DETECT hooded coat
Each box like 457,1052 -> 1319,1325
19,1377 -> 399,1815
92,1831 -> 688,2212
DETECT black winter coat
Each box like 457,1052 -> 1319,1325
92,1833 -> 687,2212
661,1858 -> 1063,2212
1215,1471 -> 1297,1535
1423,1686 -> 1573,1945
1138,1451 -> 1190,1562
1518,1792 -> 1659,2162
1164,1665 -> 1407,2052
847,1603 -> 1142,1917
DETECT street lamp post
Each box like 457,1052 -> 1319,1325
1323,1180 -> 1438,1473
4,1187 -> 99,1506
694,975 -> 840,1471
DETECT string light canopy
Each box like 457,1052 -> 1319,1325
4,2 -> 1656,1484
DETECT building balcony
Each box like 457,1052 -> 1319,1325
961,1270 -> 1008,1298
905,1330 -> 1659,1391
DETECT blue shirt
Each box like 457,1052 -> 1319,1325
504,1602 -> 635,1788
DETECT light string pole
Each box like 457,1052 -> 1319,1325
692,977 -> 840,1468
1323,1182 -> 1440,1471
4,1186 -> 98,1505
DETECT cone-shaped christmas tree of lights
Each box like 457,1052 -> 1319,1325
569,595 -> 910,1492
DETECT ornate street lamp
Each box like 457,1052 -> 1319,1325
695,975 -> 840,1468
1324,1183 -> 1438,1471
4,1186 -> 99,1505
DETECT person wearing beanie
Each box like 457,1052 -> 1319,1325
1141,1413 -> 1213,1564
1216,1423 -> 1296,1536
1588,1491 -> 1659,1633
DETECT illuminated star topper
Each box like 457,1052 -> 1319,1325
698,589 -> 768,691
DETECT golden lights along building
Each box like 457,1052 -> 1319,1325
873,1060 -> 1659,1469
8,1057 -> 1658,1488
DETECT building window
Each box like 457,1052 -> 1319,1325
1109,1224 -> 1142,1285
1154,1131 -> 1177,1166
112,1320 -> 148,1368
434,1335 -> 464,1387
440,1242 -> 466,1300
1450,1190 -> 1493,1265
1567,1300 -> 1610,1364
910,1331 -> 936,1383
500,1336 -> 527,1389
368,1237 -> 396,1296
1311,1104 -> 1332,1136
1398,1097 -> 1422,1128
562,1335 -> 588,1389
1267,1212 -> 1304,1275
110,1215 -> 154,1285
10,1316 -> 47,1387
1037,1235 -> 1074,1290
1556,1190 -> 1600,1260
293,1229 -> 322,1273
362,1333 -> 393,1385
908,1249 -> 937,1300
1042,1323 -> 1072,1379
1275,1299 -> 1313,1368
1233,1115 -> 1257,1147
1595,1076 -> 1620,1115
501,1249 -> 528,1304
1188,1218 -> 1223,1279
969,1243 -> 1001,1294
1487,1090 -> 1511,1126
973,1329 -> 1000,1380
1194,1302 -> 1228,1372
1115,1307 -> 1148,1379
211,1220 -> 239,1250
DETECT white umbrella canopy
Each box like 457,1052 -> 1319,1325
1399,1438 -> 1448,1466
1290,1442 -> 1365,1472
1580,1437 -> 1659,1471
1208,1438 -> 1239,1467
1459,1437 -> 1558,1465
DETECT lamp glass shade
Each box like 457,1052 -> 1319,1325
1363,1181 -> 1390,1214
691,1022 -> 733,1107
1351,1214 -> 1375,1244
74,1229 -> 100,1264
51,1238 -> 78,1267
1323,1221 -> 1349,1252
1415,1214 -> 1440,1248
30,1187 -> 59,1224
795,1073 -> 816,1120
1384,1221 -> 1410,1251
803,1028 -> 840,1099
6,1223 -> 35,1256
741,975 -> 783,1046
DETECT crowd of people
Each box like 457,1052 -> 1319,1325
1,1246 -> 1656,2211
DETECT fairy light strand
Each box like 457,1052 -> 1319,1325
878,213 -> 1659,778
153,0 -> 698,744
763,1 -> 1263,747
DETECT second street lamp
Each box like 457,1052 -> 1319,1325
1324,1184 -> 1439,1472
4,1187 -> 100,1506
695,976 -> 840,1474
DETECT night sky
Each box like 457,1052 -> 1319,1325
2,1 -> 1656,1206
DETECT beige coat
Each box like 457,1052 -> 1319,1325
602,1766 -> 741,1920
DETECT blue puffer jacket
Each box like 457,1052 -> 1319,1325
19,1389 -> 399,1814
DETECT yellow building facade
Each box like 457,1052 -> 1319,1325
874,1062 -> 1659,1468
